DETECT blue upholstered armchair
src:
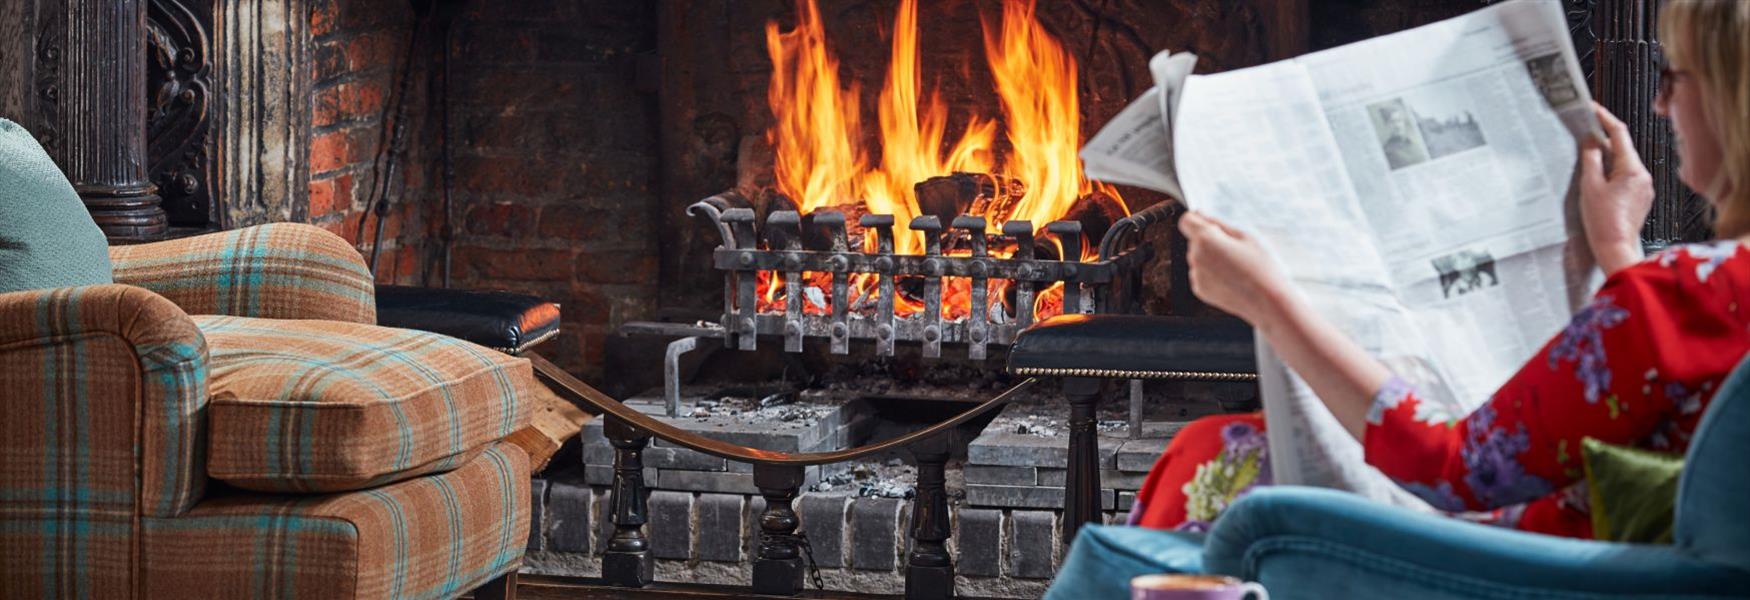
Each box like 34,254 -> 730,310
1045,357 -> 1750,599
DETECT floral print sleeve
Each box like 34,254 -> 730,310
1363,242 -> 1750,518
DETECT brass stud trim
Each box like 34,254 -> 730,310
1009,367 -> 1258,381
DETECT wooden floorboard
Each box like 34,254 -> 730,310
467,574 -> 906,600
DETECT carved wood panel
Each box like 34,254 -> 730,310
147,0 -> 216,227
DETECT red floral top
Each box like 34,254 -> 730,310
1364,241 -> 1750,537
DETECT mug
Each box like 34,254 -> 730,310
1130,574 -> 1268,600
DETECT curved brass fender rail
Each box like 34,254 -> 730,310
528,352 -> 1036,467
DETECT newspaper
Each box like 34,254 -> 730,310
1081,0 -> 1603,508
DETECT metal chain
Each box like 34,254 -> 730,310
793,530 -> 828,591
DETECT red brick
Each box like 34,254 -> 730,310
307,174 -> 354,217
313,80 -> 387,128
370,247 -> 399,283
575,251 -> 656,285
456,71 -> 586,110
455,245 -> 573,282
336,212 -> 367,244
346,127 -> 382,169
395,247 -> 419,284
346,30 -> 403,71
310,131 -> 351,175
318,218 -> 348,239
465,202 -> 537,238
578,330 -> 608,371
308,0 -> 339,37
537,204 -> 619,241
559,289 -> 612,326
311,41 -> 346,80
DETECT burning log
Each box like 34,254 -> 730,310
1060,190 -> 1126,257
913,172 -> 1024,229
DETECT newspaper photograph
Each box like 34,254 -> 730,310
1080,0 -> 1601,507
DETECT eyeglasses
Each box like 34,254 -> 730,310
1658,65 -> 1688,100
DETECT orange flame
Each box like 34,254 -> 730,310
765,0 -> 865,212
760,0 -> 1124,323
983,0 -> 1124,233
866,0 -> 997,254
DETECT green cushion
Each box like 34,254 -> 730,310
1583,437 -> 1681,543
0,118 -> 111,293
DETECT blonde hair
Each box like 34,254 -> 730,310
1660,0 -> 1750,238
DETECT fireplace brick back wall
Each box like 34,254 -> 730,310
306,0 -> 436,287
444,1 -> 661,378
298,0 -> 661,378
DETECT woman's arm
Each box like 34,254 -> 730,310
1580,103 -> 1655,276
1178,212 -> 1389,440
1182,211 -> 1697,511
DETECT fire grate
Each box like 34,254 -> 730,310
687,189 -> 1177,360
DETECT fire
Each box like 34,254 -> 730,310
765,0 -> 864,213
984,0 -> 1102,231
866,0 -> 997,255
761,0 -> 1121,322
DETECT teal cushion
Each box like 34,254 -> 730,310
1582,437 -> 1680,543
0,118 -> 111,293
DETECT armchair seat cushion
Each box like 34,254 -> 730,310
142,444 -> 530,599
199,315 -> 532,493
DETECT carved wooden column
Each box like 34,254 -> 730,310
214,0 -> 311,227
906,435 -> 955,599
37,0 -> 167,241
1062,377 -> 1104,544
603,418 -> 655,587
752,463 -> 806,596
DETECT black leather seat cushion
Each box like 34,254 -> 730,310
1007,314 -> 1255,378
374,285 -> 561,354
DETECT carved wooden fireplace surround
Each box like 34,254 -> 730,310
2,0 -> 322,240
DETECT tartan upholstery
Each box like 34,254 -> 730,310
142,444 -> 529,599
0,284 -> 210,598
200,315 -> 532,493
3,225 -> 532,598
109,222 -> 377,324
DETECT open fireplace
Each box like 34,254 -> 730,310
0,0 -> 1692,598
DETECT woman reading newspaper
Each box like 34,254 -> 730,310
1130,0 -> 1750,540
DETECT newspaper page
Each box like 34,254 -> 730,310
1082,0 -> 1601,507
1081,52 -> 1197,200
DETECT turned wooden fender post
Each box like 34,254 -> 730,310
906,433 -> 955,599
603,417 -> 654,587
753,463 -> 807,596
527,355 -> 1037,595
1063,377 -> 1104,544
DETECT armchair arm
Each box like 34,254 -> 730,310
109,222 -> 376,324
0,284 -> 209,519
1204,487 -> 1750,599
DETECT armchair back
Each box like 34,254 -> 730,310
109,223 -> 377,324
1676,354 -> 1750,572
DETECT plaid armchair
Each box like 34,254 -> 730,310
0,223 -> 530,599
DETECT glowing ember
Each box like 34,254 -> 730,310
760,0 -> 1122,322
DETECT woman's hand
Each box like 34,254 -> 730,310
1580,102 -> 1654,275
1179,211 -> 1291,327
